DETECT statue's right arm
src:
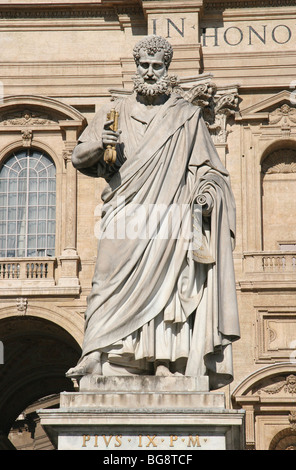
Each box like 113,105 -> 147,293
71,141 -> 104,170
72,116 -> 120,171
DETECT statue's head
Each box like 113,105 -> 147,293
133,35 -> 173,69
132,35 -> 176,97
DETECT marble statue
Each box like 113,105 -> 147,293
66,35 -> 240,390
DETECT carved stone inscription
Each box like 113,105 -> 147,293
148,14 -> 199,43
58,431 -> 226,450
201,22 -> 296,49
82,433 -> 202,449
149,16 -> 296,49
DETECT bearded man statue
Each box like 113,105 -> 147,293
66,35 -> 240,390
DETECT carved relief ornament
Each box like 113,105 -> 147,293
257,374 -> 296,395
16,298 -> 28,315
0,110 -> 57,126
261,149 -> 296,174
21,129 -> 33,148
269,104 -> 296,126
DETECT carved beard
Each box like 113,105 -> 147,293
132,73 -> 175,96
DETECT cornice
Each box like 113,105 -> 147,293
0,0 -> 141,5
0,2 -> 143,19
204,0 -> 296,10
0,0 -> 294,19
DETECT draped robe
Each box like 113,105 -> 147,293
75,92 -> 240,390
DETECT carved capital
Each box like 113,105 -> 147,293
176,81 -> 216,108
176,78 -> 239,144
62,149 -> 73,167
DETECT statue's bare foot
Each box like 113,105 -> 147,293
154,361 -> 174,377
66,351 -> 102,378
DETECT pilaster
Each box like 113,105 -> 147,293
142,0 -> 204,76
58,121 -> 83,289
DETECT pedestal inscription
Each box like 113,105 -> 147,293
39,376 -> 245,451
58,429 -> 226,451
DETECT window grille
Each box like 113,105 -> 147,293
0,149 -> 56,258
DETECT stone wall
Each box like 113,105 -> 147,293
0,0 -> 296,450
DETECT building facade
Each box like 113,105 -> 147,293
0,0 -> 296,450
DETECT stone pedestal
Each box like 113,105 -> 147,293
38,376 -> 245,451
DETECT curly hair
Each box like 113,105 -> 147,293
133,35 -> 173,69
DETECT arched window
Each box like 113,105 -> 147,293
261,148 -> 296,251
0,149 -> 56,258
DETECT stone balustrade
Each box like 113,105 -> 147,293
0,257 -> 55,282
243,251 -> 296,273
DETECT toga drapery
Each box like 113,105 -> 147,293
75,92 -> 240,390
